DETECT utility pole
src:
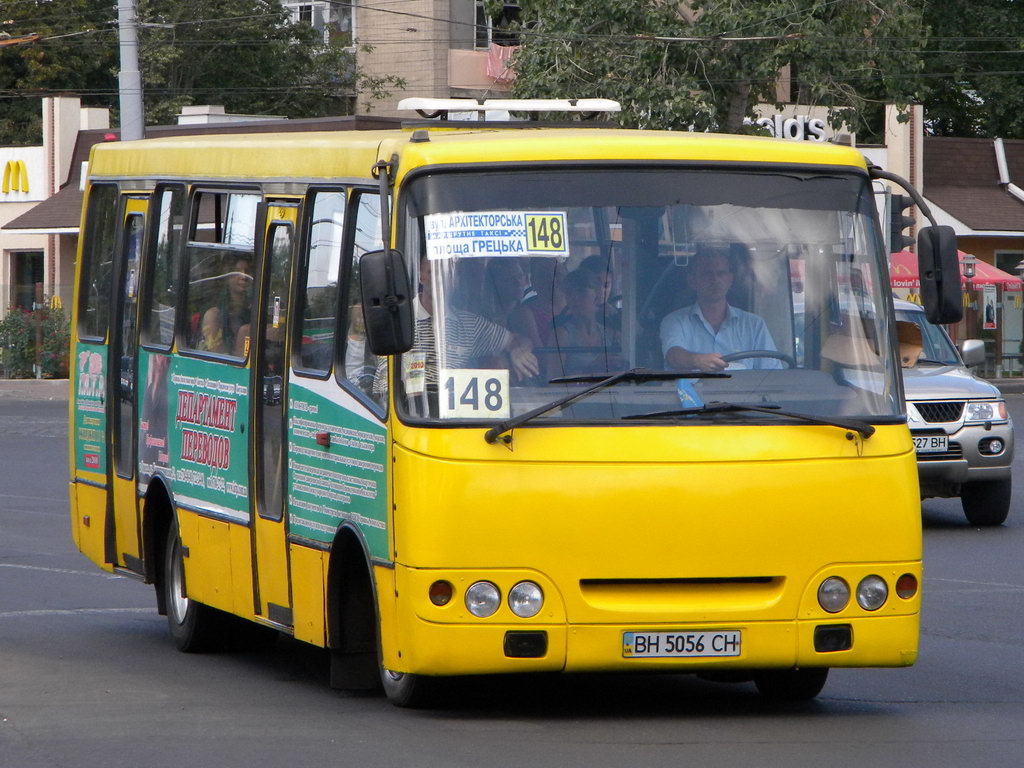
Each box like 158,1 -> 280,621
117,0 -> 144,140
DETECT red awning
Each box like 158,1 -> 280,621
889,251 -> 1022,292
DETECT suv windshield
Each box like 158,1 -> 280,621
392,167 -> 902,426
895,308 -> 961,365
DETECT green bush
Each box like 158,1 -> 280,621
0,304 -> 70,379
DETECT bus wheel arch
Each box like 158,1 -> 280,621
141,477 -> 175,616
326,525 -> 380,691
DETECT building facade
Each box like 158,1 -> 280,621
0,98 -> 109,317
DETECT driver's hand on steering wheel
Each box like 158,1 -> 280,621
691,352 -> 728,372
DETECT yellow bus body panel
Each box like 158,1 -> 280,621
85,128 -> 868,187
384,422 -> 920,674
290,545 -> 327,646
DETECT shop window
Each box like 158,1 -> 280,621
12,251 -> 43,311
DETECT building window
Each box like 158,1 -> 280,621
475,1 -> 520,49
12,251 -> 44,311
287,1 -> 353,47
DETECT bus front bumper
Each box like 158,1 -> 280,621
390,613 -> 919,677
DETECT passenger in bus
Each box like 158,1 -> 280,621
373,257 -> 539,396
343,302 -> 376,393
196,306 -> 229,354
521,257 -> 565,346
224,256 -> 253,355
660,245 -> 780,372
578,254 -> 621,331
483,257 -> 544,349
554,267 -> 621,374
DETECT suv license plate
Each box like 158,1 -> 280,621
914,435 -> 948,453
623,630 -> 741,658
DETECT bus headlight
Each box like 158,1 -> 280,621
508,581 -> 544,618
465,581 -> 501,618
856,575 -> 888,611
818,577 -> 850,613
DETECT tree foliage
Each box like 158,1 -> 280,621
920,0 -> 1024,137
507,0 -> 926,139
0,0 -> 118,145
0,0 -> 402,145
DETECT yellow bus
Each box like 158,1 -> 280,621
69,99 -> 961,707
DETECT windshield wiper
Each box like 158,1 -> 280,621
622,400 -> 875,439
915,357 -> 955,366
483,368 -> 729,444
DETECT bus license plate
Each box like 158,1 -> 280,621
913,434 -> 948,453
623,630 -> 741,658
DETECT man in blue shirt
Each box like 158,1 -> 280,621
660,246 -> 780,372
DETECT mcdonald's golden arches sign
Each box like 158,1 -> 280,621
2,159 -> 30,194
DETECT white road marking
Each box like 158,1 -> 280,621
0,607 -> 153,619
0,563 -> 122,579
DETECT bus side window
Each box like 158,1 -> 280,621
180,190 -> 259,358
139,184 -> 186,348
296,190 -> 345,374
77,183 -> 120,340
341,192 -> 386,409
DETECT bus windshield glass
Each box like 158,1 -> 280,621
396,167 -> 901,426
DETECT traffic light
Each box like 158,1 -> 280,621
889,192 -> 915,252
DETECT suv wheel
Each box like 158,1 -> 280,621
961,478 -> 1012,526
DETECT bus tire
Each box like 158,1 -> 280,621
753,668 -> 828,701
164,519 -> 224,652
380,667 -> 439,708
961,479 -> 1011,527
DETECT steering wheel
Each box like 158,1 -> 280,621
721,350 -> 796,368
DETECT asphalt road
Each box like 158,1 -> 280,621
1,382 -> 1023,767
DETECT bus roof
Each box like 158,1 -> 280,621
86,126 -> 870,183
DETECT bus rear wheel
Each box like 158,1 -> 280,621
164,519 -> 224,652
753,668 -> 828,701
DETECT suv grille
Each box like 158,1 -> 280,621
917,442 -> 963,461
914,401 -> 965,423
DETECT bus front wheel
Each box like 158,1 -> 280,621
164,519 -> 223,652
380,667 -> 439,708
753,668 -> 828,701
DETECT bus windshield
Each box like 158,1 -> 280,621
396,167 -> 901,426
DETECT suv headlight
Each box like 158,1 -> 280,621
965,400 -> 1008,422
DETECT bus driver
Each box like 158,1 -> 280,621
660,245 -> 780,372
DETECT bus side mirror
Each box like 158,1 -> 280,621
359,249 -> 415,356
917,225 -> 963,325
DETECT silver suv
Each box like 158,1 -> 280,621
896,300 -> 1014,526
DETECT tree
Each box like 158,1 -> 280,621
0,0 -> 403,145
920,0 -> 1024,137
135,0 -> 401,125
507,0 -> 926,140
0,0 -> 119,145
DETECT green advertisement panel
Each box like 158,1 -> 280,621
73,342 -> 107,474
138,350 -> 251,522
287,381 -> 388,560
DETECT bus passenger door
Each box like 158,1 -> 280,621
251,202 -> 299,625
107,195 -> 148,570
